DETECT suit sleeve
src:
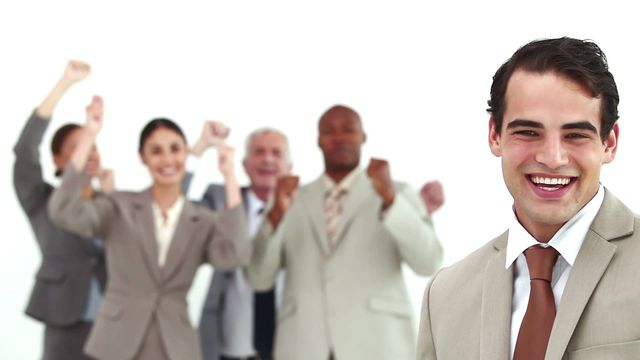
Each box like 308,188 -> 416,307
383,183 -> 443,276
47,164 -> 115,239
205,204 -> 250,270
200,184 -> 227,210
13,111 -> 51,215
416,272 -> 439,360
244,200 -> 285,291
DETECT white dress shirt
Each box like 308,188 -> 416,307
151,196 -> 185,266
506,185 -> 605,359
221,190 -> 265,357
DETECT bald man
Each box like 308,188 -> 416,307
245,105 -> 443,360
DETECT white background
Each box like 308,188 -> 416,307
1,1 -> 639,358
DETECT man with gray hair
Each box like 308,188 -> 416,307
193,124 -> 292,360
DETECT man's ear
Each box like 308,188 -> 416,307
602,121 -> 619,164
53,154 -> 64,172
489,116 -> 502,157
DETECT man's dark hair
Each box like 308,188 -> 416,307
487,37 -> 619,141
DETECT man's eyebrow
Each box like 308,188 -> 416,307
562,121 -> 598,133
505,119 -> 598,134
506,119 -> 543,129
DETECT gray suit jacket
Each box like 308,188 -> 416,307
417,189 -> 640,360
197,184 -> 231,360
13,112 -> 106,326
48,165 -> 249,360
246,172 -> 443,360
197,185 -> 277,360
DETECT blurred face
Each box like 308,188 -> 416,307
318,108 -> 366,172
140,127 -> 187,187
54,127 -> 101,177
489,70 -> 618,241
243,131 -> 291,193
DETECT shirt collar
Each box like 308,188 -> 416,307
246,188 -> 266,215
151,195 -> 185,225
323,167 -> 362,194
505,184 -> 605,269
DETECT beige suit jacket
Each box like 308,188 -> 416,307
417,189 -> 640,360
49,165 -> 249,360
246,172 -> 443,360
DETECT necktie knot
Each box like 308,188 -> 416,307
524,245 -> 559,282
326,187 -> 347,200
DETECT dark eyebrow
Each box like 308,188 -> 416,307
506,119 -> 543,129
562,121 -> 598,133
506,119 -> 599,134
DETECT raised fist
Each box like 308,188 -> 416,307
62,60 -> 91,84
217,143 -> 236,179
84,96 -> 103,135
366,158 -> 395,208
421,180 -> 444,215
267,175 -> 299,227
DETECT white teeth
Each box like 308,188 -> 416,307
159,167 -> 177,176
531,176 -> 571,186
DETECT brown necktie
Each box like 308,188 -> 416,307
514,245 -> 559,360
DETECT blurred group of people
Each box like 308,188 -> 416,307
14,60 -> 444,360
14,36 -> 640,360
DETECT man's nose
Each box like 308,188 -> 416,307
535,136 -> 569,169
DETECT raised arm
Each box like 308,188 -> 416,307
205,205 -> 250,270
182,120 -> 230,195
217,143 -> 241,208
36,60 -> 90,118
48,96 -> 114,239
69,96 -> 102,170
245,175 -> 298,290
367,158 -> 443,276
13,60 -> 90,215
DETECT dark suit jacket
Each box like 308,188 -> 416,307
417,189 -> 640,360
13,112 -> 106,326
197,184 -> 276,360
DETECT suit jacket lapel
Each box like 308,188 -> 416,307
545,190 -> 633,359
332,172 -> 370,247
161,200 -> 201,282
132,190 -> 162,284
480,232 -> 512,360
301,177 -> 331,255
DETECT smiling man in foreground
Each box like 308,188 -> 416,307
417,37 -> 640,360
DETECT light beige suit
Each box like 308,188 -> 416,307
246,172 -> 443,360
417,189 -> 640,360
48,165 -> 249,360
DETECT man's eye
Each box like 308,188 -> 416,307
566,133 -> 590,139
513,130 -> 538,136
